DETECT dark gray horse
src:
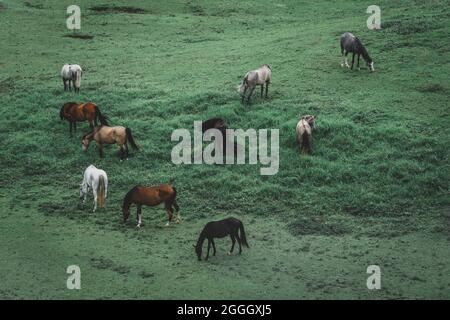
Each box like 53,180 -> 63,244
340,32 -> 374,72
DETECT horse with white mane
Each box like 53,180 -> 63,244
238,64 -> 272,104
80,165 -> 108,212
61,64 -> 83,92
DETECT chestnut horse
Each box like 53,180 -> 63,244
82,125 -> 139,160
122,185 -> 180,227
60,102 -> 109,136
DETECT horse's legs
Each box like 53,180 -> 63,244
211,239 -> 216,256
228,235 -> 236,255
119,145 -> 124,161
92,185 -> 98,213
205,239 -> 211,260
265,82 -> 269,98
165,203 -> 173,227
68,80 -> 72,91
136,205 -> 142,228
69,122 -> 73,137
351,53 -> 355,70
235,232 -> 242,254
74,121 -> 77,134
98,143 -> 104,158
357,54 -> 361,70
344,51 -> 350,68
260,84 -> 264,98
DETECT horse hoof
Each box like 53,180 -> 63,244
165,223 -> 170,227
176,219 -> 180,224
227,252 -> 231,256
136,224 -> 141,228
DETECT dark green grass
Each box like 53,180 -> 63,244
0,0 -> 449,299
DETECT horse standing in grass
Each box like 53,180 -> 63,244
82,125 -> 139,160
60,102 -> 109,136
122,185 -> 180,228
61,64 -> 83,92
238,64 -> 272,104
194,217 -> 249,261
79,165 -> 108,212
296,115 -> 316,154
340,32 -> 374,72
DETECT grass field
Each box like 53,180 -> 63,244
0,0 -> 449,299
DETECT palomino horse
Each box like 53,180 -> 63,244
194,217 -> 249,261
61,64 -> 83,92
296,115 -> 316,154
82,125 -> 139,160
122,185 -> 180,227
60,102 -> 109,136
340,32 -> 374,72
238,64 -> 272,103
80,165 -> 108,212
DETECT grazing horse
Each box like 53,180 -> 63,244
340,32 -> 374,72
194,217 -> 249,261
60,102 -> 109,136
82,125 -> 139,160
61,64 -> 83,92
122,185 -> 180,227
238,64 -> 272,103
296,115 -> 316,154
201,118 -> 238,160
79,165 -> 108,212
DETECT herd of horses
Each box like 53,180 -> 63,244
60,32 -> 374,260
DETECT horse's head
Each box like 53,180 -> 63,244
79,184 -> 85,199
193,244 -> 202,261
81,137 -> 90,152
122,205 -> 130,223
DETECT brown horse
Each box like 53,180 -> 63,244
122,185 -> 180,227
82,125 -> 139,160
60,102 -> 109,136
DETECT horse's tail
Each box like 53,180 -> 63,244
171,186 -> 179,212
97,175 -> 106,208
74,69 -> 82,89
239,220 -> 249,248
301,131 -> 310,154
95,106 -> 109,126
126,128 -> 139,150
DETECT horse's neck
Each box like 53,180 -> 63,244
196,232 -> 206,247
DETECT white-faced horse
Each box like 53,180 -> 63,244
61,64 -> 83,92
238,64 -> 272,104
80,165 -> 108,212
340,32 -> 374,72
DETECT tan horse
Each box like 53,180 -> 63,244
238,64 -> 272,103
296,115 -> 316,154
82,125 -> 139,160
122,185 -> 180,227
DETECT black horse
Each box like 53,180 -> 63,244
194,217 -> 249,261
340,32 -> 374,72
201,118 -> 237,160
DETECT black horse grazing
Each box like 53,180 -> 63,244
194,217 -> 249,261
340,32 -> 374,72
202,118 -> 237,160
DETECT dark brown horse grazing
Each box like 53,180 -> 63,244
82,125 -> 138,160
60,102 -> 109,136
194,217 -> 249,261
122,185 -> 180,228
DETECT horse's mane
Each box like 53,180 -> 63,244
123,186 -> 139,208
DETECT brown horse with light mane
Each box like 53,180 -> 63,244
60,102 -> 109,136
122,185 -> 180,227
82,125 -> 139,160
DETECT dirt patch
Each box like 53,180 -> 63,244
63,34 -> 94,40
24,1 -> 44,9
90,257 -> 130,275
416,84 -> 446,94
288,217 -> 349,236
90,5 -> 148,14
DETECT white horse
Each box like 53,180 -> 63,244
79,165 -> 108,212
296,115 -> 316,154
61,64 -> 83,92
238,64 -> 272,103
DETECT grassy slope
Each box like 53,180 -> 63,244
0,0 -> 449,299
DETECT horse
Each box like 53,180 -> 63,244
202,118 -> 238,160
340,32 -> 374,72
61,64 -> 83,92
296,115 -> 316,154
82,125 -> 139,160
238,64 -> 272,104
79,165 -> 108,212
60,102 -> 109,136
194,217 -> 249,261
122,185 -> 180,228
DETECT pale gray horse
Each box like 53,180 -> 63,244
238,64 -> 272,103
340,33 -> 374,72
61,64 -> 83,92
